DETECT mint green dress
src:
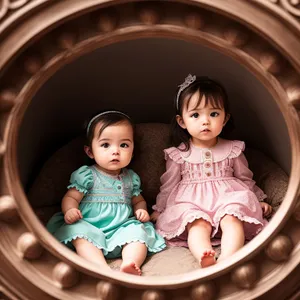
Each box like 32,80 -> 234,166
46,165 -> 166,258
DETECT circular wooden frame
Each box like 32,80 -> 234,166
1,1 -> 300,299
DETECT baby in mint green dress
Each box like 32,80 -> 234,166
47,111 -> 166,275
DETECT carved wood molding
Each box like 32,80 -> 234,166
0,0 -> 32,20
268,0 -> 300,17
0,0 -> 50,39
0,1 -> 300,299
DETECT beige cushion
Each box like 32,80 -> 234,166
244,148 -> 288,212
107,246 -> 200,275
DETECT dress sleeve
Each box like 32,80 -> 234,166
67,165 -> 94,195
153,156 -> 182,213
129,170 -> 142,197
233,153 -> 267,201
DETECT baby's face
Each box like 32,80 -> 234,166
177,90 -> 227,147
88,121 -> 134,175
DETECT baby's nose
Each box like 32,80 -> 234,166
112,147 -> 120,155
202,118 -> 210,125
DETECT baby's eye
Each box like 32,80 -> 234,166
120,143 -> 129,148
101,143 -> 110,148
210,112 -> 220,117
191,113 -> 199,118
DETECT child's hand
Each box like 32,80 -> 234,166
260,202 -> 273,217
64,208 -> 82,224
150,211 -> 160,222
135,209 -> 150,222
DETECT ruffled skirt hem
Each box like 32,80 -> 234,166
156,210 -> 265,243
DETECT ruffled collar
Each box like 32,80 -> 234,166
179,138 -> 234,163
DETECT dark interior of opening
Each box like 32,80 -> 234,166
17,38 -> 291,191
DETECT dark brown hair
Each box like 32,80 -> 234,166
86,111 -> 135,148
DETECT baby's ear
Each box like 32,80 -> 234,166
176,115 -> 187,129
224,113 -> 231,126
84,145 -> 94,159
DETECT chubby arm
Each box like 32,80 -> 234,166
151,158 -> 181,221
132,194 -> 150,222
62,188 -> 84,224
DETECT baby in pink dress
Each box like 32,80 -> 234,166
150,75 -> 272,267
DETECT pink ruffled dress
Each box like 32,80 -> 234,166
153,138 -> 268,247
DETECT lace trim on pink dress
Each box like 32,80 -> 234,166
156,210 -> 264,241
156,211 -> 212,240
212,210 -> 264,238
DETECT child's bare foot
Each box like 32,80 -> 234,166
120,260 -> 142,276
199,249 -> 216,268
